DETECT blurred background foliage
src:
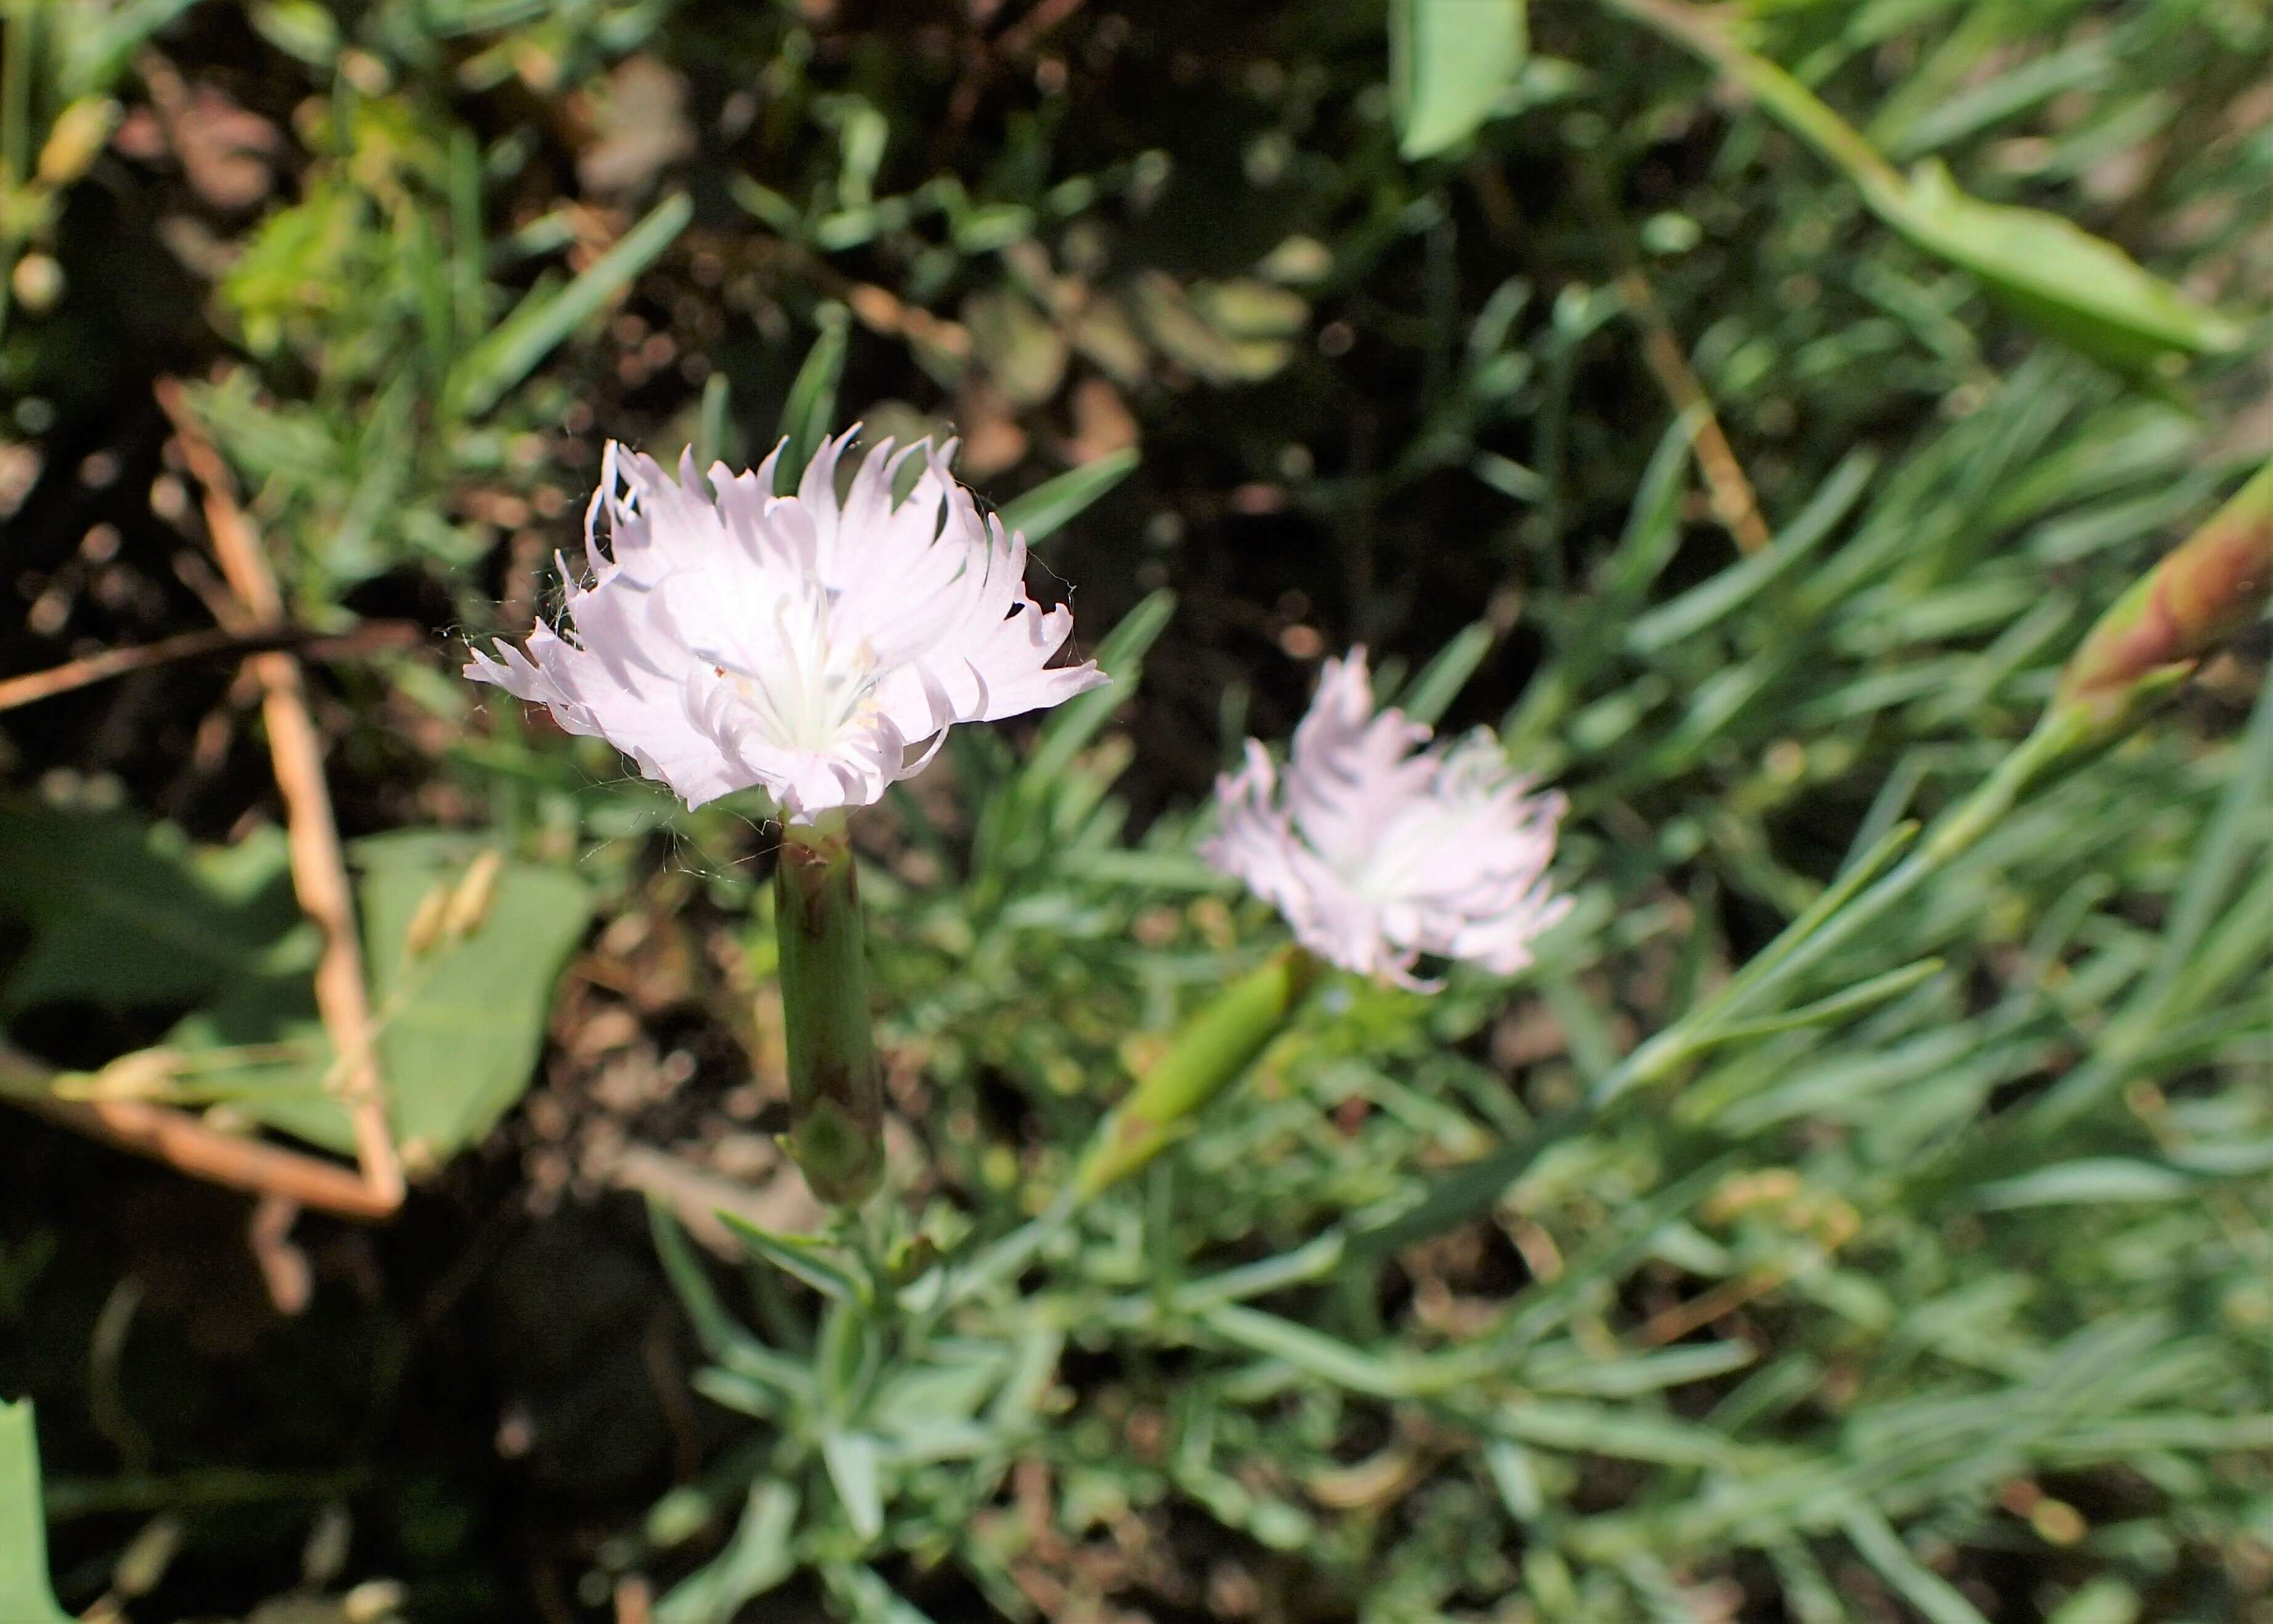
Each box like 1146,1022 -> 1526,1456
1,0 -> 2271,1620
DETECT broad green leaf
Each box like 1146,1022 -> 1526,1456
1391,0 -> 1527,160
0,804 -> 299,1017
963,288 -> 1066,408
168,834 -> 591,1159
0,1401 -> 71,1624
449,191 -> 691,417
1129,274 -> 1303,385
1872,162 -> 2243,371
360,834 -> 590,1153
999,449 -> 1139,546
248,0 -> 340,65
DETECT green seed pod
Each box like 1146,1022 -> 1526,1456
440,850 -> 506,943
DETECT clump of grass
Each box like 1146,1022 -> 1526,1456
1,1 -> 2268,1620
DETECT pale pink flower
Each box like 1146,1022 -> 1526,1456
1203,649 -> 1569,988
467,430 -> 1105,821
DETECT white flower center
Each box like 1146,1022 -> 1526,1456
1342,798 -> 1465,903
716,588 -> 885,753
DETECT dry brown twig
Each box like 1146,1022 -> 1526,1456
1636,1265 -> 1782,1347
249,1191 -> 315,1312
7,1076 -> 397,1220
939,0 -> 1091,158
0,621 -> 420,713
1618,270 -> 1774,556
0,380 -> 410,1224
155,375 -> 406,1212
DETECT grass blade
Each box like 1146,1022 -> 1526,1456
450,192 -> 692,418
999,449 -> 1139,546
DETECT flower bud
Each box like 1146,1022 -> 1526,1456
1073,946 -> 1323,1199
2054,460 -> 2273,733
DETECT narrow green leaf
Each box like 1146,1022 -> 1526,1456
1840,1503 -> 1992,1624
1593,821 -> 1922,1104
1493,1399 -> 1739,1468
1973,1158 -> 2196,1210
647,1200 -> 749,1364
776,309 -> 850,493
821,1431 -> 885,1541
824,1564 -> 938,1624
1204,1304 -> 1415,1398
998,449 -> 1140,546
250,1 -> 340,65
1396,621 -> 1497,726
58,0 -> 200,98
450,192 -> 692,418
1522,1340 -> 1756,1398
1604,0 -> 2241,372
655,1482 -> 799,1624
716,1213 -> 866,1303
0,1402 -> 71,1624
1169,1231 -> 1346,1313
1483,1438 -> 1544,1520
1703,958 -> 1946,1046
1018,589 -> 1175,789
448,128 -> 485,347
1627,451 -> 1876,655
696,370 -> 734,470
1346,1110 -> 1586,1261
2044,1580 -> 2140,1624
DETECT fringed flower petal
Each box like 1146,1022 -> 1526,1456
1202,650 -> 1570,986
467,427 -> 1108,821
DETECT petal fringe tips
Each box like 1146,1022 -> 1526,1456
1203,649 -> 1571,988
465,429 -> 1109,822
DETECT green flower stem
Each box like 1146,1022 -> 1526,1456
776,814 -> 883,1207
1596,0 -> 1902,196
1073,946 -> 1326,1202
